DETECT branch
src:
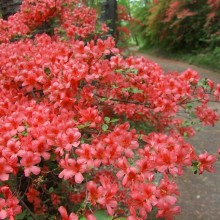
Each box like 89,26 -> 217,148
24,89 -> 43,96
95,94 -> 151,108
19,199 -> 37,220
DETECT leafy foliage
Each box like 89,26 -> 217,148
134,0 -> 220,52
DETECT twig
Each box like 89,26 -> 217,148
24,89 -> 43,96
19,199 -> 37,220
95,94 -> 151,108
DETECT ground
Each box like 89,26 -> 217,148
133,50 -> 220,220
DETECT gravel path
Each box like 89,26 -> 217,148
133,51 -> 220,220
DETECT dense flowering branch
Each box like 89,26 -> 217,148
0,0 -> 220,220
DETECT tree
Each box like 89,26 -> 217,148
101,0 -> 118,37
0,0 -> 22,19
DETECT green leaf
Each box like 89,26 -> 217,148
58,28 -> 66,35
104,117 -> 111,123
132,88 -> 143,94
110,118 -> 119,123
182,120 -> 192,127
61,2 -> 68,7
197,78 -> 209,89
77,122 -> 91,129
112,85 -> 118,88
16,210 -> 28,220
115,68 -> 138,75
24,122 -> 29,128
192,166 -> 198,174
95,211 -> 114,220
48,187 -> 54,193
44,67 -> 51,75
102,124 -> 108,131
80,210 -> 114,220
21,130 -> 28,136
60,36 -> 69,41
186,103 -> 193,109
121,87 -> 131,92
183,132 -> 188,137
12,135 -> 19,140
192,161 -> 199,174
121,87 -> 143,94
115,69 -> 124,73
189,112 -> 196,118
101,97 -> 108,101
130,68 -> 138,74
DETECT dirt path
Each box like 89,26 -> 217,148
133,51 -> 220,220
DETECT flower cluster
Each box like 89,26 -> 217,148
0,0 -> 107,43
0,186 -> 21,219
0,0 -> 220,219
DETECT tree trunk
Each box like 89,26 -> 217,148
101,0 -> 118,39
0,0 -> 22,19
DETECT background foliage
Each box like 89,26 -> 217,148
132,0 -> 220,70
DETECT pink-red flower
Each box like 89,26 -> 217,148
59,156 -> 86,183
19,151 -> 41,176
198,152 -> 217,174
58,206 -> 78,220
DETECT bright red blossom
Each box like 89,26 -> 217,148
58,206 -> 78,220
198,152 -> 217,174
58,156 -> 86,183
19,151 -> 41,176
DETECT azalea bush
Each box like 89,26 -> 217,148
135,0 -> 220,51
1,0 -> 220,220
